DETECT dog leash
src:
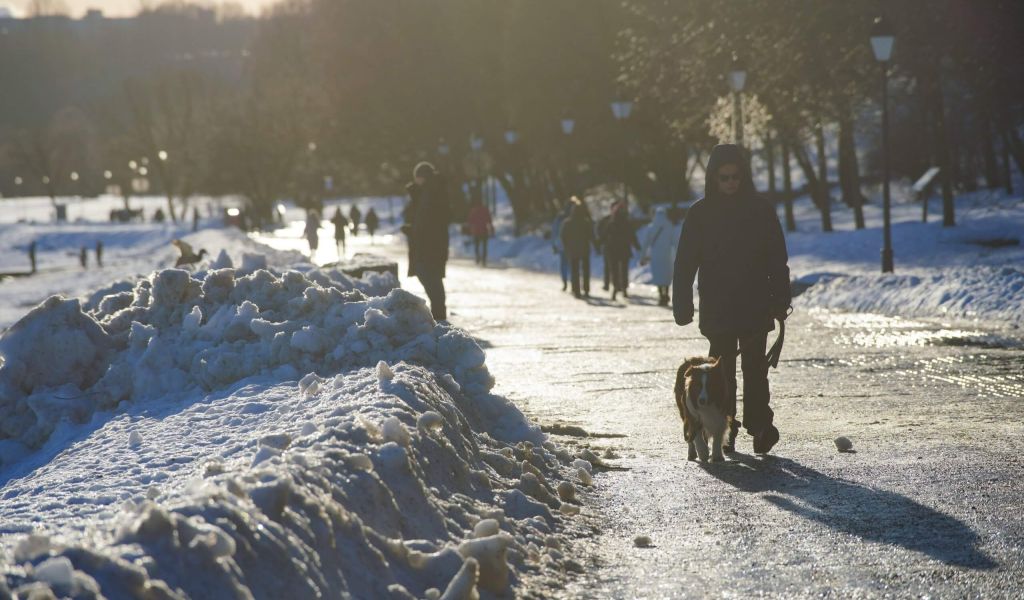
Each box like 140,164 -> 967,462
766,319 -> 785,369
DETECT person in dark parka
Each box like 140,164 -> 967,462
673,143 -> 791,455
605,204 -> 639,301
559,198 -> 597,298
404,162 -> 451,321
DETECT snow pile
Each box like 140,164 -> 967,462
0,362 -> 587,598
0,262 -> 417,453
796,266 -> 1024,327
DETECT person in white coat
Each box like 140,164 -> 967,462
640,207 -> 678,306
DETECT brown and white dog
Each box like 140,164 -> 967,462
674,356 -> 732,462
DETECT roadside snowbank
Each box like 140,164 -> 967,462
0,262 -> 426,454
1,361 -> 587,599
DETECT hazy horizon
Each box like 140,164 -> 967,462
7,0 -> 278,18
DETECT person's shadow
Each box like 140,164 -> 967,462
703,453 -> 996,569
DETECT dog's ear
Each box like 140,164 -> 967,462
683,365 -> 695,379
708,356 -> 721,368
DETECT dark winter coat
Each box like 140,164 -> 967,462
559,209 -> 595,259
405,174 -> 451,278
604,210 -> 639,259
365,209 -> 380,234
672,144 -> 791,336
331,211 -> 349,239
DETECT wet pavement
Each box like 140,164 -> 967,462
256,228 -> 1024,598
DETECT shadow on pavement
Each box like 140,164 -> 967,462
703,453 -> 997,570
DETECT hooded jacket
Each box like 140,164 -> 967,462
672,144 -> 791,336
404,173 -> 451,278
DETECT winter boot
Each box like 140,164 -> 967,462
723,419 -> 741,453
753,424 -> 780,455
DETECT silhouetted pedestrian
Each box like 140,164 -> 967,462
349,205 -> 362,236
192,207 -> 200,232
673,143 -> 792,455
405,162 -> 450,321
153,208 -> 166,223
28,240 -> 37,274
365,208 -> 380,243
95,240 -> 104,267
605,204 -> 639,301
331,207 -> 349,257
551,201 -> 572,291
304,210 -> 320,259
559,198 -> 597,298
466,198 -> 494,266
79,246 -> 88,269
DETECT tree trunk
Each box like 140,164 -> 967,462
925,64 -> 956,227
781,142 -> 796,232
1003,131 -> 1015,195
838,109 -> 866,229
792,141 -> 832,232
981,113 -> 1000,189
764,130 -> 777,200
815,119 -> 828,193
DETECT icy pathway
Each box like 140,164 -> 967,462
255,229 -> 1024,597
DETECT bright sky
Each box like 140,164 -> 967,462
7,0 -> 278,18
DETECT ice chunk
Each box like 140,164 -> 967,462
472,519 -> 500,539
34,555 -> 74,589
559,503 -> 580,516
298,373 -> 322,397
182,305 -> 203,332
577,468 -> 593,486
259,433 -> 292,450
377,360 -> 394,382
251,446 -> 280,467
128,431 -> 143,448
457,534 -> 512,593
440,557 -> 479,600
14,533 -> 50,562
238,253 -> 268,276
417,411 -> 444,432
572,458 -> 593,474
556,481 -> 576,503
834,436 -> 854,452
382,416 -> 411,447
209,249 -> 233,269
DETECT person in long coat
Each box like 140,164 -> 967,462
466,198 -> 494,266
405,162 -> 451,321
559,199 -> 597,298
331,207 -> 349,257
604,204 -> 639,301
304,210 -> 320,259
641,206 -> 678,306
672,143 -> 791,455
349,204 -> 362,236
365,208 -> 380,243
551,202 -> 572,291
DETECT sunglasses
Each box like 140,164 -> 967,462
718,174 -> 741,183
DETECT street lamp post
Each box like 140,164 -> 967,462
728,56 -> 747,147
610,98 -> 634,204
561,115 -> 576,197
871,16 -> 896,273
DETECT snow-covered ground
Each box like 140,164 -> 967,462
0,196 -> 590,598
456,183 -> 1024,332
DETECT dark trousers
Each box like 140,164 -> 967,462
607,254 -> 629,293
708,332 -> 772,435
417,273 -> 447,321
473,235 -> 489,265
602,249 -> 612,289
568,253 -> 591,296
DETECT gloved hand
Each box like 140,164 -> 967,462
675,303 -> 694,326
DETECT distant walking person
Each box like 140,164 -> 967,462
95,240 -> 104,268
673,143 -> 791,455
466,198 -> 494,266
551,201 -> 572,291
331,207 -> 349,257
304,210 -> 320,259
405,162 -> 451,321
559,198 -> 596,298
605,204 -> 639,301
349,205 -> 362,236
28,240 -> 37,274
365,208 -> 380,243
192,207 -> 201,232
79,246 -> 88,269
641,207 -> 678,306
596,211 -> 612,291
